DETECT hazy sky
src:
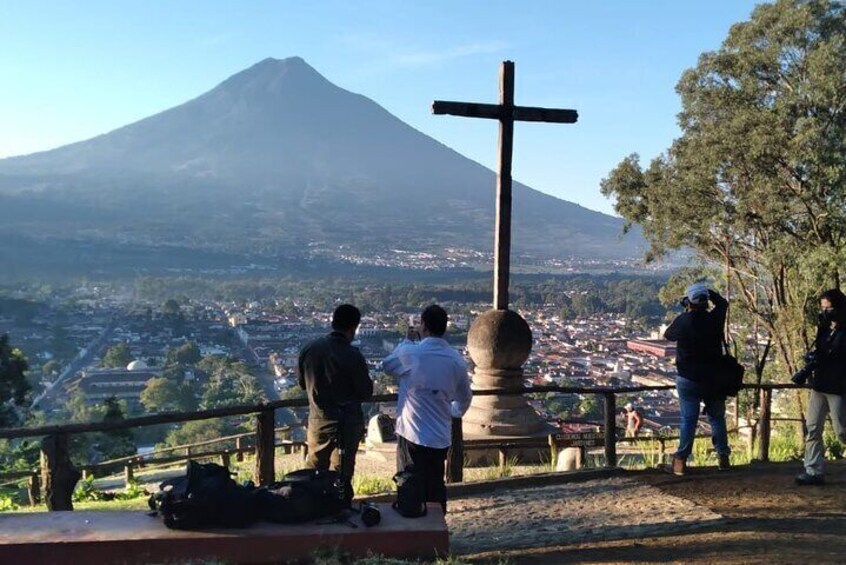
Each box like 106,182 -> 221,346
0,0 -> 761,215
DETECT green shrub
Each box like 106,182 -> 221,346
0,493 -> 19,512
115,478 -> 146,501
73,476 -> 105,502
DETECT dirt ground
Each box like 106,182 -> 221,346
464,460 -> 846,564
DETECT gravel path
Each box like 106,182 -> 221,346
446,476 -> 723,554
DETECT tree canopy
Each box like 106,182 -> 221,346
95,397 -> 135,460
101,343 -> 132,368
601,0 -> 846,379
140,377 -> 198,413
165,342 -> 201,366
0,334 -> 30,427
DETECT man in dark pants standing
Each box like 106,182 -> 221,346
383,305 -> 472,512
298,304 -> 373,504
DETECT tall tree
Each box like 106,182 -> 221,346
198,356 -> 265,409
0,334 -> 30,427
101,343 -> 133,368
601,0 -> 846,389
95,397 -> 135,461
165,342 -> 201,366
140,377 -> 198,413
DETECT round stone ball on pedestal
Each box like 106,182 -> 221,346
463,309 -> 550,437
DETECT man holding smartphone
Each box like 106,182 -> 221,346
383,304 -> 472,512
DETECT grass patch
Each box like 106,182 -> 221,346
353,474 -> 394,496
11,497 -> 150,513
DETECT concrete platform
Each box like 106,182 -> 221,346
0,504 -> 448,564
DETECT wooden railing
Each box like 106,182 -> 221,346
0,383 -> 802,510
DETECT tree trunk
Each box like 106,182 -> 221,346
41,433 -> 81,511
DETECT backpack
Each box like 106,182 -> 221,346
392,466 -> 427,518
148,461 -> 257,530
255,468 -> 346,524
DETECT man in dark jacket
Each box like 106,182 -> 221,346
796,289 -> 846,485
664,283 -> 730,475
298,304 -> 373,503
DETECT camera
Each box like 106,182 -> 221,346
791,351 -> 817,385
360,501 -> 381,527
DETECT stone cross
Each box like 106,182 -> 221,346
433,60 -> 578,310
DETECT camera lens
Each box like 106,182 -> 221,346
361,502 -> 381,527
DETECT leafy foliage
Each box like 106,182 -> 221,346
0,334 -> 30,427
163,417 -> 237,449
140,377 -> 198,413
101,343 -> 132,368
165,341 -> 201,366
198,356 -> 265,409
601,0 -> 846,383
94,397 -> 136,461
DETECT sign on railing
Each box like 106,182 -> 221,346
549,432 -> 605,448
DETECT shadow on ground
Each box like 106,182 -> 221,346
463,460 -> 846,565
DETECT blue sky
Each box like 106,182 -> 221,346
0,0 -> 761,215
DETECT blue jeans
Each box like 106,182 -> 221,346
675,376 -> 730,460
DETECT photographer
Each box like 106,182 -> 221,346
663,283 -> 731,476
382,305 -> 472,513
795,289 -> 846,486
298,304 -> 373,504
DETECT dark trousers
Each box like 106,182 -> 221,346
305,416 -> 364,504
396,434 -> 449,512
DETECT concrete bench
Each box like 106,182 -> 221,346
0,504 -> 448,564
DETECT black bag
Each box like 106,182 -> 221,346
714,339 -> 744,398
148,461 -> 257,530
392,466 -> 427,518
255,468 -> 346,524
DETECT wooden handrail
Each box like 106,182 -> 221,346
0,381 -> 803,504
0,383 -> 799,440
92,427 -> 292,468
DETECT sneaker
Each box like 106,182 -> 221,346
795,472 -> 825,486
718,454 -> 731,471
672,456 -> 686,476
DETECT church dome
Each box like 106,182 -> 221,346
127,360 -> 148,371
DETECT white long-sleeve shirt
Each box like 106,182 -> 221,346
382,337 -> 473,449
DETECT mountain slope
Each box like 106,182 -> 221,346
0,57 -> 642,275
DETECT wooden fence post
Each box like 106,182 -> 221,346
446,417 -> 464,484
41,433 -> 81,511
124,462 -> 134,486
548,434 -> 559,470
498,449 -> 507,476
235,437 -> 244,462
758,388 -> 772,462
603,392 -> 617,468
254,409 -> 276,486
220,450 -> 231,469
28,471 -> 41,506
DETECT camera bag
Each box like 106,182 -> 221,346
255,468 -> 346,524
148,460 -> 257,530
392,465 -> 427,518
714,338 -> 744,398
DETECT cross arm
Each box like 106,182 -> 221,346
432,101 -> 578,124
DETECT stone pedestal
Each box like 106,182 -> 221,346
463,309 -> 551,437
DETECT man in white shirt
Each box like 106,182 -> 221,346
382,304 -> 472,512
